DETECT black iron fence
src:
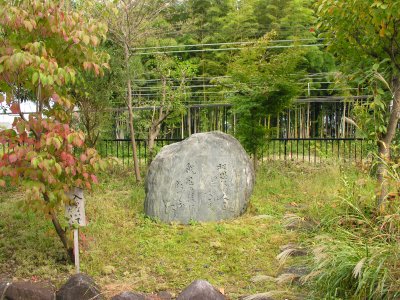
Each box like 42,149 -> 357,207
262,138 -> 370,163
97,137 -> 371,165
97,138 -> 182,166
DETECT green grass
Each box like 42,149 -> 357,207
0,162 -> 374,299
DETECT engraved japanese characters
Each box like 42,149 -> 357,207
65,187 -> 86,226
144,132 -> 255,223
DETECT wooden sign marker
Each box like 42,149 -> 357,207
65,187 -> 86,273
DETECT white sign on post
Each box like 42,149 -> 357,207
65,187 -> 86,274
65,187 -> 86,226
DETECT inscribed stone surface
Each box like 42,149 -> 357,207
144,132 -> 254,223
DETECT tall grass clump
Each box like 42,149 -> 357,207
305,164 -> 400,299
306,231 -> 400,299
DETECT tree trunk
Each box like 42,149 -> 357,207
377,78 -> 400,211
124,43 -> 142,183
50,209 -> 74,263
377,141 -> 390,211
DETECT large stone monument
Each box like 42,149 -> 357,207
144,131 -> 254,223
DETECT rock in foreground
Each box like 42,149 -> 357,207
56,273 -> 103,300
145,132 -> 254,224
176,280 -> 226,300
3,281 -> 55,300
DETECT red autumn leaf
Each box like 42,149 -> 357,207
93,63 -> 100,76
63,124 -> 70,135
60,151 -> 68,161
85,181 -> 91,190
70,166 -> 76,176
66,155 -> 75,166
10,102 -> 20,114
90,174 -> 98,184
9,153 -> 17,163
52,93 -> 60,103
73,136 -> 83,147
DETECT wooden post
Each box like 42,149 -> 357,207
74,229 -> 80,273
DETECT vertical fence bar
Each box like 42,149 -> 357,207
122,141 -> 125,166
116,140 -> 119,162
144,141 -> 147,165
325,139 -> 328,160
127,140 -> 130,166
349,139 -> 351,162
138,140 -> 141,165
279,140 -> 281,160
314,140 -> 317,164
320,139 -> 322,163
355,139 -> 357,162
284,139 -> 287,161
337,139 -> 340,160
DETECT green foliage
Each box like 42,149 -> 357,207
72,56 -> 115,147
279,0 -> 315,39
317,0 -> 400,143
317,0 -> 400,74
351,68 -> 396,144
227,34 -> 305,155
132,53 -> 197,142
